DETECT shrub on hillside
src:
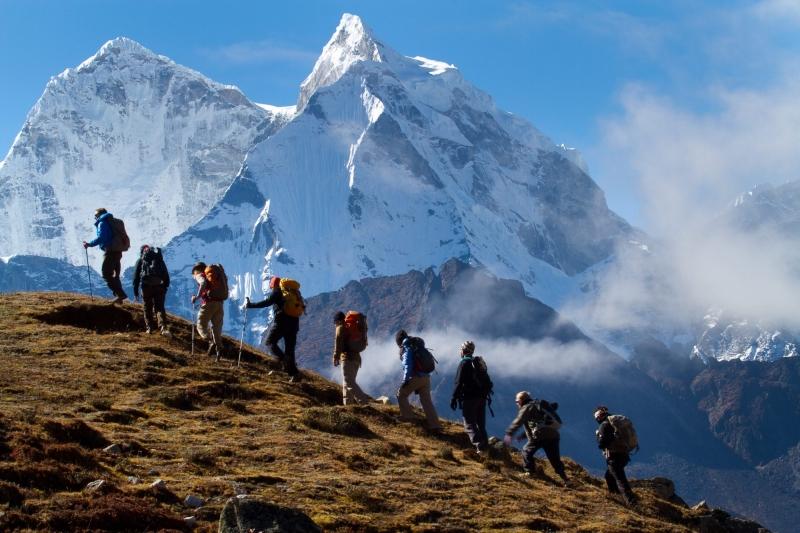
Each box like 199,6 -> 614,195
42,419 -> 108,449
301,407 -> 374,438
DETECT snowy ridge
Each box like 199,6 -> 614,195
165,14 -> 633,340
0,37 -> 285,268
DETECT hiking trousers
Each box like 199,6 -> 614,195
197,300 -> 223,347
341,355 -> 370,405
605,452 -> 633,496
142,285 -> 167,331
397,375 -> 441,430
461,397 -> 489,452
102,251 -> 127,299
523,434 -> 567,480
265,316 -> 299,377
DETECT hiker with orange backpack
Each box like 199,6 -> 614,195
191,262 -> 228,359
246,275 -> 304,382
332,311 -> 371,405
82,208 -> 129,304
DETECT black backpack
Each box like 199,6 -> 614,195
535,399 -> 562,430
410,337 -> 437,373
140,248 -> 168,286
470,356 -> 493,397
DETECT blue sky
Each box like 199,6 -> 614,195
1,0 -> 798,228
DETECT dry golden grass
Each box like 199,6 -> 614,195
0,292 -> 711,532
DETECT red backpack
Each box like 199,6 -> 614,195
204,264 -> 229,301
343,311 -> 368,353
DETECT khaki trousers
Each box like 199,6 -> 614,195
197,300 -> 223,346
397,375 -> 441,430
341,356 -> 371,405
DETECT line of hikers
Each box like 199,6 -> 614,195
84,207 -> 638,504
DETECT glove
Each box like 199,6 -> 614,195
191,295 -> 197,304
82,241 -> 89,249
450,398 -> 458,411
333,358 -> 340,367
503,434 -> 513,446
245,297 -> 251,308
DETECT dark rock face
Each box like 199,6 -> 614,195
218,497 -> 321,533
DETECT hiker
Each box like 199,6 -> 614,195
450,340 -> 492,455
503,391 -> 568,483
246,275 -> 304,382
82,208 -> 128,304
395,330 -> 441,431
132,245 -> 171,336
332,311 -> 371,405
190,262 -> 224,358
594,405 -> 637,505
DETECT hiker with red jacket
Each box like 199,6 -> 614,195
246,276 -> 303,382
595,405 -> 637,506
82,208 -> 128,304
450,341 -> 492,455
332,311 -> 371,405
395,330 -> 441,431
191,262 -> 224,358
132,244 -> 171,336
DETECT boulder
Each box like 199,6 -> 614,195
103,443 -> 123,455
184,494 -> 204,508
219,496 -> 321,533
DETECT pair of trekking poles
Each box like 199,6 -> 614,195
189,297 -> 248,368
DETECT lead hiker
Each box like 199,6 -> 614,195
504,391 -> 568,484
82,208 -> 129,304
246,275 -> 304,383
450,340 -> 492,455
332,311 -> 371,405
132,244 -> 171,336
191,262 -> 227,358
594,405 -> 637,506
395,330 -> 441,432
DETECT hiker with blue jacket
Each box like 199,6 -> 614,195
395,330 -> 441,431
450,340 -> 491,455
82,208 -> 128,304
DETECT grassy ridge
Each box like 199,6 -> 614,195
0,292 -> 728,531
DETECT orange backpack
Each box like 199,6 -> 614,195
204,264 -> 229,301
343,311 -> 368,353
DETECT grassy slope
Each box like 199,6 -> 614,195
0,293 -> 709,532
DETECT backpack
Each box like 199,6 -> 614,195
470,356 -> 493,397
204,264 -> 229,301
608,414 -> 638,453
343,311 -> 368,353
535,399 -> 562,431
140,248 -> 168,286
108,217 -> 130,252
279,278 -> 305,317
410,337 -> 437,373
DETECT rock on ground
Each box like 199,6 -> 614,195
218,496 -> 321,533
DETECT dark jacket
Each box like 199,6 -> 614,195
248,287 -> 299,330
87,212 -> 114,250
506,399 -> 559,442
132,248 -> 170,298
451,356 -> 490,402
597,419 -> 628,456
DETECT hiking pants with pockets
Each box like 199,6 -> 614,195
605,452 -> 633,496
197,300 -> 224,348
461,397 -> 489,451
265,316 -> 299,377
102,251 -> 127,299
341,355 -> 370,405
142,284 -> 167,331
397,375 -> 441,430
523,435 -> 567,480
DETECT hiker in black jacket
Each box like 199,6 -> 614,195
504,391 -> 568,483
132,244 -> 171,336
595,405 -> 636,505
246,275 -> 300,382
450,340 -> 491,455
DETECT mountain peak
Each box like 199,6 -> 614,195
76,36 -> 166,72
297,13 -> 390,111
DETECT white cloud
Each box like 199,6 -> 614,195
203,40 -> 317,65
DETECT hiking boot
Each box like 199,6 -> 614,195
206,343 -> 217,356
518,470 -> 534,479
160,327 -> 172,338
287,374 -> 302,384
145,327 -> 153,334
112,296 -> 125,305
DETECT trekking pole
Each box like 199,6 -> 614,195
190,300 -> 196,357
84,247 -> 94,301
237,303 -> 248,368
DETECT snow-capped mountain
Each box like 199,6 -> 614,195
165,14 -> 634,330
0,37 -> 289,268
0,255 -> 96,294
